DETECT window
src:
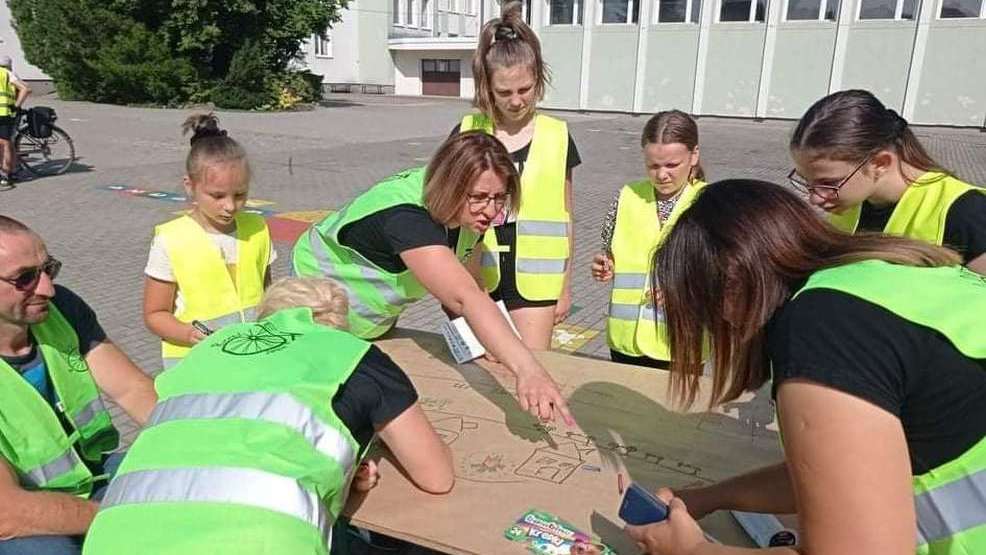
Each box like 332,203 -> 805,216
858,0 -> 915,18
313,32 -> 332,58
394,0 -> 401,23
940,0 -> 984,17
600,0 -> 641,22
550,0 -> 584,23
406,0 -> 414,24
421,0 -> 432,27
656,0 -> 702,22
522,0 -> 534,22
719,0 -> 767,20
422,59 -> 461,73
786,0 -> 839,19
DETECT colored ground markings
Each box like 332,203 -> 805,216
103,185 -> 277,215
551,324 -> 600,353
266,210 -> 334,243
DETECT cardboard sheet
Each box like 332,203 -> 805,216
345,329 -> 783,554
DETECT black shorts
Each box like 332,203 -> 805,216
0,116 -> 14,141
488,222 -> 557,310
609,349 -> 670,370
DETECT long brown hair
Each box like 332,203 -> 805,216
655,179 -> 960,409
791,90 -> 949,180
472,1 -> 550,123
423,131 -> 520,225
641,110 -> 706,181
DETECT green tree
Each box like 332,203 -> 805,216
7,0 -> 343,108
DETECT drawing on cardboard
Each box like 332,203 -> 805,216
431,415 -> 479,445
514,442 -> 585,484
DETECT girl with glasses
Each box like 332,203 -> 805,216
143,114 -> 275,369
293,131 -> 572,424
789,89 -> 986,275
623,179 -> 986,555
591,110 -> 706,370
451,1 -> 582,352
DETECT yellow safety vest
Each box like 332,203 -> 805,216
0,68 -> 15,117
829,172 -> 982,245
460,112 -> 571,301
155,213 -> 270,365
607,179 -> 706,360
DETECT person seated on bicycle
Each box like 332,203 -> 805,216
0,55 -> 31,188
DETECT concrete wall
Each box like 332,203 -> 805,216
0,5 -> 49,81
909,19 -> 986,126
638,26 -> 701,112
304,8 -> 361,84
586,26 -> 638,111
700,25 -> 767,116
765,22 -> 836,117
359,0 -> 399,84
540,27 -> 585,108
838,21 -> 918,111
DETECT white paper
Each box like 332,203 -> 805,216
440,300 -> 519,364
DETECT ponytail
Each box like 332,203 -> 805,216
473,1 -> 550,122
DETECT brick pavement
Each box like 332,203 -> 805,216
4,93 -> 985,444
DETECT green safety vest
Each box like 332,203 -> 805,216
83,307 -> 371,555
460,113 -> 571,301
829,172 -> 983,246
0,304 -> 119,497
0,67 -> 14,117
156,213 -> 270,367
292,167 -> 477,339
793,260 -> 986,554
607,179 -> 705,360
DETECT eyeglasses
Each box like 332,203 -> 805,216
0,257 -> 61,291
467,193 -> 509,211
787,156 -> 871,199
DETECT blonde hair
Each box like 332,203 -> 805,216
257,277 -> 350,330
473,1 -> 550,123
423,131 -> 520,225
182,112 -> 251,183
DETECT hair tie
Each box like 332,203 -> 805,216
886,108 -> 908,139
190,127 -> 227,146
494,24 -> 518,41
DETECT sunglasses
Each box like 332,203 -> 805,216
0,257 -> 61,291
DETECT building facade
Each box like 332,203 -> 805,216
305,0 -> 986,126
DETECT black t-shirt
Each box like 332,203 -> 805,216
858,190 -> 986,263
449,124 -> 582,175
2,285 -> 109,474
338,205 -> 462,273
331,345 -> 419,452
767,288 -> 986,475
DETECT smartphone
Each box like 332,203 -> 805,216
618,482 -> 669,525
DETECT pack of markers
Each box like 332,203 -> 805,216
504,509 -> 616,555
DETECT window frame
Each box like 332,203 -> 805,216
937,0 -> 986,18
653,0 -> 703,23
598,0 -> 640,23
716,0 -> 768,22
547,0 -> 585,25
313,31 -> 333,58
783,0 -> 839,20
856,0 -> 918,20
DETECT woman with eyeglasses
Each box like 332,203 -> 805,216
292,131 -> 572,424
788,89 -> 986,274
622,179 -> 986,555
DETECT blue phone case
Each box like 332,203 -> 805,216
618,482 -> 669,525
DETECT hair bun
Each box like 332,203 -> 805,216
886,108 -> 908,139
190,127 -> 227,145
494,23 -> 518,41
182,112 -> 228,146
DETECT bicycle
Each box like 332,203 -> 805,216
11,107 -> 76,177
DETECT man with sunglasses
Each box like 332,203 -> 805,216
0,216 -> 156,555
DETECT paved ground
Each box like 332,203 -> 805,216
6,92 -> 986,445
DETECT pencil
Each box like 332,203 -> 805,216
618,473 -> 624,495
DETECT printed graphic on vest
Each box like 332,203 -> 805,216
218,323 -> 301,356
67,348 -> 90,373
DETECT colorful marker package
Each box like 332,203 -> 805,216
504,509 -> 616,555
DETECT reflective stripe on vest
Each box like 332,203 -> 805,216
916,467 -> 986,547
102,467 -> 331,537
23,448 -> 85,488
74,397 -> 109,430
828,172 -> 981,246
157,213 -> 270,361
461,113 -> 570,300
149,391 -> 357,471
607,180 -> 705,360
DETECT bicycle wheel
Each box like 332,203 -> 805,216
15,126 -> 76,177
